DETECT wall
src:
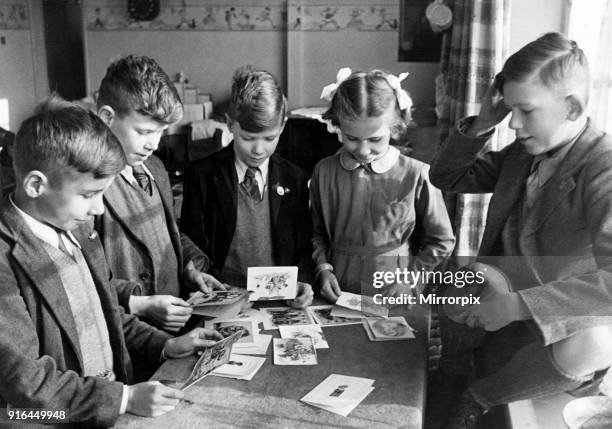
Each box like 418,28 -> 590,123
509,0 -> 568,53
0,0 -> 47,131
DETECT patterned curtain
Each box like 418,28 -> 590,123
436,0 -> 511,264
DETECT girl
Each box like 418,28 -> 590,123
311,68 -> 455,302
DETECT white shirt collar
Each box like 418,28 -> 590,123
339,145 -> 400,173
120,163 -> 155,186
9,193 -> 81,251
234,156 -> 269,194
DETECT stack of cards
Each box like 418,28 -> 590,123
211,353 -> 266,380
247,266 -> 298,301
187,289 -> 248,319
301,374 -> 375,416
278,324 -> 329,349
273,338 -> 318,365
260,307 -> 315,329
362,316 -> 415,341
306,305 -> 362,327
180,330 -> 243,390
336,292 -> 389,318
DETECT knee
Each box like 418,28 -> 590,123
552,325 -> 612,377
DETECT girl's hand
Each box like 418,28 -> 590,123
286,282 -> 314,309
319,271 -> 341,303
468,77 -> 511,137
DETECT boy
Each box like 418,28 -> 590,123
0,98 -> 222,426
96,55 -> 222,332
181,66 -> 313,307
428,32 -> 612,429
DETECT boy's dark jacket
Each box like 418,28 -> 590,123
181,144 -> 314,284
0,195 -> 171,428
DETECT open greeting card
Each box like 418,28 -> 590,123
187,289 -> 248,319
362,316 -> 416,341
180,330 -> 243,391
301,374 -> 375,416
278,324 -> 329,349
247,266 -> 298,301
205,318 -> 260,346
211,353 -> 266,381
273,338 -> 318,365
336,292 -> 389,318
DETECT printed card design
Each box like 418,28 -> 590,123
273,338 -> 318,365
278,324 -> 329,349
247,266 -> 298,301
301,374 -> 375,417
205,318 -> 259,346
232,334 -> 272,356
307,305 -> 362,327
260,307 -> 314,329
363,316 -> 415,341
336,292 -> 389,318
180,330 -> 243,390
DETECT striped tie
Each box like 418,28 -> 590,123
242,167 -> 261,201
133,165 -> 152,196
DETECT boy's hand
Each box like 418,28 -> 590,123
163,327 -> 224,359
286,282 -> 314,308
462,293 -> 531,331
131,295 -> 192,330
319,271 -> 341,303
468,78 -> 511,137
185,269 -> 226,295
126,381 -> 184,417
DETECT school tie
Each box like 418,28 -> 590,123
524,158 -> 542,209
56,230 -> 73,258
132,165 -> 152,196
242,167 -> 262,201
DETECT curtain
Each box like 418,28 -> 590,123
569,0 -> 612,133
436,0 -> 511,264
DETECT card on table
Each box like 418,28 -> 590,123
306,305 -> 362,327
211,353 -> 266,381
180,330 -> 243,390
363,316 -> 415,341
301,374 -> 375,417
273,338 -> 318,365
336,292 -> 389,318
205,318 -> 260,346
259,307 -> 315,329
278,324 -> 329,349
247,266 -> 298,301
232,334 -> 272,355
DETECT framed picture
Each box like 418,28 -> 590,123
398,0 -> 444,62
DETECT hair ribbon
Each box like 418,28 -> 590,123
320,67 -> 412,111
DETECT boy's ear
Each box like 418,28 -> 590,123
565,94 -> 585,121
22,171 -> 48,198
97,105 -> 116,126
225,114 -> 234,129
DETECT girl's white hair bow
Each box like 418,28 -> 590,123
320,67 -> 412,111
320,67 -> 352,102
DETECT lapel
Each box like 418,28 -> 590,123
0,199 -> 83,369
478,144 -> 533,255
212,145 -> 238,237
267,155 -> 285,227
74,227 -> 128,379
102,175 -> 147,247
521,123 -> 603,237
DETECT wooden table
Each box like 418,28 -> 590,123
116,303 -> 429,429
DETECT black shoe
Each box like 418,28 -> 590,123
424,370 -> 469,429
446,391 -> 484,429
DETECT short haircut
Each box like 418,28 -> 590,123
13,95 -> 126,182
228,65 -> 287,133
322,69 -> 408,138
500,32 -> 590,103
97,55 -> 183,124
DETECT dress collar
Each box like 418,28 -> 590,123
339,145 -> 400,173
